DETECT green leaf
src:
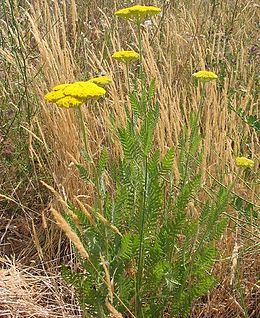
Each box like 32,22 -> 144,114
159,147 -> 175,176
141,102 -> 160,155
118,126 -> 141,160
129,92 -> 142,117
119,233 -> 133,260
148,149 -> 160,175
147,79 -> 156,103
76,163 -> 93,183
98,147 -> 108,174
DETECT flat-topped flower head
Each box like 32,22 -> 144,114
192,70 -> 218,82
115,5 -> 161,23
45,81 -> 106,108
45,90 -> 65,102
112,50 -> 140,64
63,82 -> 106,99
88,76 -> 112,87
56,96 -> 83,108
235,157 -> 254,168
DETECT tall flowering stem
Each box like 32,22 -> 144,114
125,63 -> 131,92
136,156 -> 148,318
137,22 -> 144,81
135,24 -> 146,317
125,63 -> 135,131
114,6 -> 161,316
112,50 -> 140,131
182,83 -> 206,186
182,71 -> 218,185
45,81 -> 107,163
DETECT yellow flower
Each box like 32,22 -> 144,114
45,81 -> 106,108
45,90 -> 65,102
88,76 -> 112,87
192,70 -> 218,82
63,82 -> 106,99
112,50 -> 140,64
56,96 -> 83,108
235,157 -> 254,168
115,5 -> 161,23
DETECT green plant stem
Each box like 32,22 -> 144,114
82,308 -> 92,318
134,34 -> 150,312
126,63 -> 131,93
96,173 -> 109,260
135,156 -> 148,318
97,304 -> 106,318
126,63 -> 135,131
137,22 -> 145,87
173,83 -> 211,312
183,83 -> 206,185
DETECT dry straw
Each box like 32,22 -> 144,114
50,207 -> 90,260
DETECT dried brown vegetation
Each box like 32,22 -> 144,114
0,0 -> 259,317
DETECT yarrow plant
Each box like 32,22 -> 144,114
45,79 -> 108,161
192,70 -> 218,82
45,81 -> 106,108
235,156 -> 254,168
115,5 -> 161,24
115,5 -> 160,70
43,4 -> 254,318
88,76 -> 112,87
112,50 -> 140,64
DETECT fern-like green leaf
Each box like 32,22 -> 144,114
119,233 -> 133,260
98,147 -> 108,174
118,126 -> 141,160
129,92 -> 142,117
159,147 -> 175,176
76,163 -> 93,184
147,79 -> 156,103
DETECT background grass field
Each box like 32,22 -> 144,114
0,0 -> 259,317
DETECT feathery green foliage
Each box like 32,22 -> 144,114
59,79 -> 235,317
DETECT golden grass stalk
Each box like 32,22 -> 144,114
74,196 -> 96,226
96,211 -> 123,237
50,206 -> 89,260
105,298 -> 124,318
100,254 -> 114,302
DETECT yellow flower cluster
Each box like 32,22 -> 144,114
45,80 -> 108,108
88,76 -> 112,87
235,157 -> 254,168
192,70 -> 218,82
112,50 -> 140,64
115,5 -> 161,23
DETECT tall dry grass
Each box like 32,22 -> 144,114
0,0 -> 259,316
27,0 -> 260,189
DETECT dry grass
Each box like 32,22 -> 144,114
190,228 -> 260,318
0,258 -> 81,318
0,0 -> 259,316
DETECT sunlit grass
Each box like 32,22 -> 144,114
0,0 -> 259,317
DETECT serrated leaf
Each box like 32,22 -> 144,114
147,79 -> 156,102
129,92 -> 142,117
119,233 -> 133,260
76,163 -> 92,183
98,147 -> 108,174
159,147 -> 175,176
118,127 -> 141,160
